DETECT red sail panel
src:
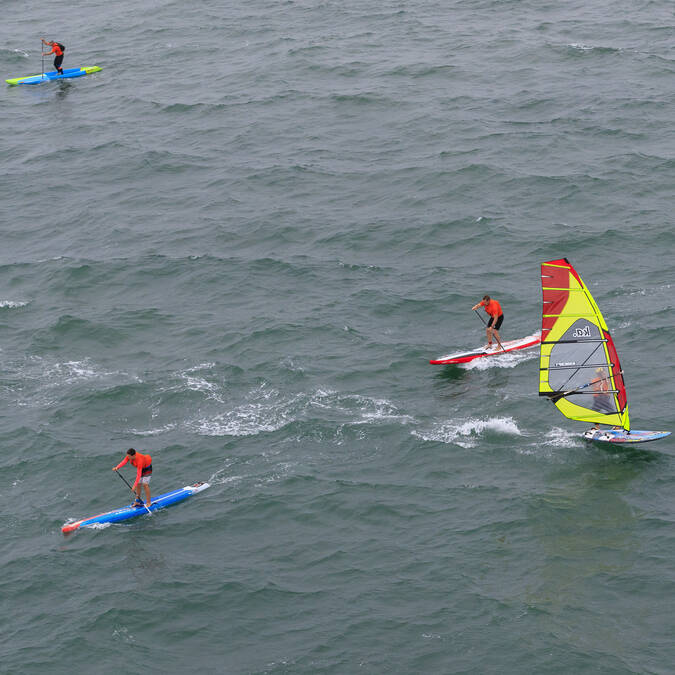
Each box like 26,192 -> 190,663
604,330 -> 627,411
541,260 -> 570,337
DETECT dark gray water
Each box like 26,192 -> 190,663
2,1 -> 675,672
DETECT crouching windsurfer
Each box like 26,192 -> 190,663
590,367 -> 614,414
587,368 -> 623,436
113,448 -> 152,507
472,295 -> 504,350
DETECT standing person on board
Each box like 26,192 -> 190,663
41,38 -> 65,75
472,295 -> 504,350
112,448 -> 153,508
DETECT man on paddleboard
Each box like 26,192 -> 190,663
113,448 -> 152,508
41,39 -> 65,75
472,295 -> 503,350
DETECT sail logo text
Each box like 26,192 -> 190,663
572,325 -> 592,338
556,362 -> 576,367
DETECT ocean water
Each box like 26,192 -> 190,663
2,0 -> 675,672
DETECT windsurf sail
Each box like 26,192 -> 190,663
539,258 -> 629,430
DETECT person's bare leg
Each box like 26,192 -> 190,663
143,483 -> 151,507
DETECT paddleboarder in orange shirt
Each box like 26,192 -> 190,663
112,448 -> 153,508
472,295 -> 504,350
41,39 -> 65,75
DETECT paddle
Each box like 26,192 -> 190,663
114,470 -> 152,515
41,40 -> 44,81
474,309 -> 505,352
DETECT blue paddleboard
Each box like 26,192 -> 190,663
62,481 -> 209,534
6,66 -> 102,86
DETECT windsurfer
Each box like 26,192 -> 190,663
472,295 -> 503,350
112,448 -> 152,507
590,367 -> 613,413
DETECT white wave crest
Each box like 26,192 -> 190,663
159,363 -> 223,402
129,423 -> 177,436
462,348 -> 538,371
190,395 -> 294,436
542,426 -> 584,448
189,386 -> 413,438
568,42 -> 595,51
0,300 -> 28,308
184,375 -> 220,396
309,389 -> 414,424
44,359 -> 124,384
209,471 -> 243,486
413,416 -> 521,448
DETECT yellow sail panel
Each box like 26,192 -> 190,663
540,258 -> 629,430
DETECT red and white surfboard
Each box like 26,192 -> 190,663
429,332 -> 541,365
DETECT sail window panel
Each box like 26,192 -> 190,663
548,340 -> 608,391
556,397 -> 622,423
564,391 -> 620,415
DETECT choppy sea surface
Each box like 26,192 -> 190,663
2,1 -> 675,672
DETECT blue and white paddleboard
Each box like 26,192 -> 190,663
582,429 -> 671,444
62,481 -> 209,534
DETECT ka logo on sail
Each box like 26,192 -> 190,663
573,324 -> 592,338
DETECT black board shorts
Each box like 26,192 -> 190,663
54,54 -> 63,69
487,314 -> 504,330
